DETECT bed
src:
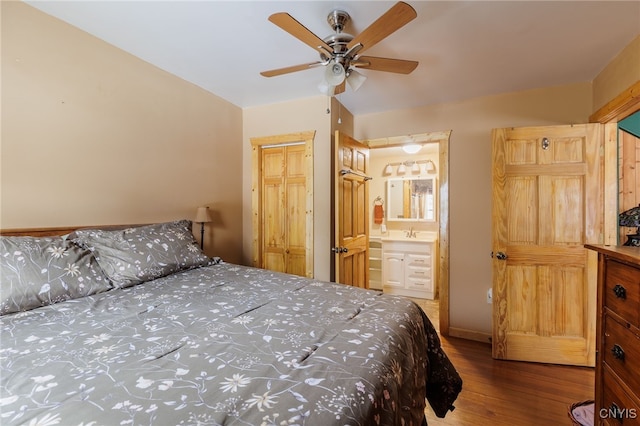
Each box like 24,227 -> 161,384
0,220 -> 461,425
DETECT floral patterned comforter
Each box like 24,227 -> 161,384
0,263 -> 461,425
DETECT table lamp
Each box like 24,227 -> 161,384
194,206 -> 212,250
619,204 -> 640,246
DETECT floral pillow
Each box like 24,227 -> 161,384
0,236 -> 112,315
69,220 -> 212,288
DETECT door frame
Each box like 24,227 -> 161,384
364,131 -> 451,335
589,80 -> 640,244
250,131 -> 315,277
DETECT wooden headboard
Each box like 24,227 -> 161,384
0,225 -> 146,237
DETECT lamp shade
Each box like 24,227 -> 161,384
619,204 -> 640,227
195,206 -> 212,223
425,160 -> 435,172
325,61 -> 346,86
411,162 -> 420,173
318,80 -> 336,96
346,69 -> 367,92
397,163 -> 406,175
619,204 -> 640,246
383,163 -> 393,175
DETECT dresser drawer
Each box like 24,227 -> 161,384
605,259 -> 640,327
603,314 -> 640,397
601,368 -> 640,425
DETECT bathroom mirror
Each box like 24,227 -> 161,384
387,177 -> 436,221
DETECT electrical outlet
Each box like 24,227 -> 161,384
486,288 -> 492,304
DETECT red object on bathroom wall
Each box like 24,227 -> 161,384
374,203 -> 384,224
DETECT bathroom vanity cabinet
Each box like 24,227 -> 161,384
382,239 -> 436,299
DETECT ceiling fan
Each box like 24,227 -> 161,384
260,1 -> 419,96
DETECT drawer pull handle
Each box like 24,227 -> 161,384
612,284 -> 626,300
611,344 -> 625,361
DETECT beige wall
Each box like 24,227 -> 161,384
1,2 -> 244,263
592,35 -> 640,112
354,82 -> 593,335
242,97 -> 335,281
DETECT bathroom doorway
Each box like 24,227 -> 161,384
365,131 -> 451,335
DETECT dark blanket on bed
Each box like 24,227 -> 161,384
0,263 -> 461,425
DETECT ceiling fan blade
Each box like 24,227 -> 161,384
355,56 -> 418,74
347,2 -> 417,54
269,12 -> 332,53
261,61 -> 324,77
334,80 -> 346,95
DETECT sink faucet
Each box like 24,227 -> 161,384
405,227 -> 417,238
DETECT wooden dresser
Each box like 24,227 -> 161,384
586,245 -> 640,425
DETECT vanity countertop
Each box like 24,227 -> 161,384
378,231 -> 438,242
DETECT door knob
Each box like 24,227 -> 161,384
496,251 -> 508,260
331,247 -> 349,253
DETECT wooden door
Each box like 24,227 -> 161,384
261,144 -> 307,276
492,124 -> 603,366
334,131 -> 370,288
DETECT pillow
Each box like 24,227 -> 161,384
69,220 -> 211,288
0,236 -> 112,315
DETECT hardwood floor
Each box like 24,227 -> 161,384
412,298 -> 595,425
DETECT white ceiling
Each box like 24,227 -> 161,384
25,1 -> 640,116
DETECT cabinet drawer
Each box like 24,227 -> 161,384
406,268 -> 431,281
603,314 -> 640,396
605,260 -> 640,327
601,368 -> 640,425
406,253 -> 430,268
406,276 -> 430,290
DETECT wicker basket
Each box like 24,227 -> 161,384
568,400 -> 594,426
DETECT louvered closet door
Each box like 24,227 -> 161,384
492,124 -> 603,366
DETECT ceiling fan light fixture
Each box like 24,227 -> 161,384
346,69 -> 367,92
318,80 -> 336,96
325,61 -> 346,86
262,3 -> 419,96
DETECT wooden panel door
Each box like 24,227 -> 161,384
261,143 -> 307,276
262,147 -> 286,272
492,124 -> 603,366
334,131 -> 369,288
284,146 -> 307,276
